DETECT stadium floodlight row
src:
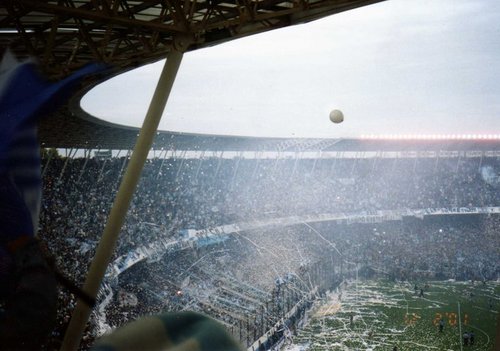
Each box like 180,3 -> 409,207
361,134 -> 500,140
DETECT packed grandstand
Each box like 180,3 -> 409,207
38,145 -> 500,349
2,1 -> 499,350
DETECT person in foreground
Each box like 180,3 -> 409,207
0,50 -> 102,349
92,311 -> 243,351
0,51 -> 241,351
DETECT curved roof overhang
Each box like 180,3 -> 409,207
2,0 -> 389,150
39,103 -> 500,152
11,1 -> 496,153
35,82 -> 500,152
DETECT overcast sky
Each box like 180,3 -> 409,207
81,0 -> 500,138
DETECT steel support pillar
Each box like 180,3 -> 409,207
61,46 -> 185,350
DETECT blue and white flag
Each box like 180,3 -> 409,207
0,50 -> 105,251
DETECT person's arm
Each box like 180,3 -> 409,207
0,237 -> 57,350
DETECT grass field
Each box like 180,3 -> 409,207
283,279 -> 499,351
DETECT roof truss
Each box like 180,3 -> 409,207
1,0 -> 385,78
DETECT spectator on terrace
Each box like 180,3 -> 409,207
463,331 -> 469,346
439,318 -> 444,332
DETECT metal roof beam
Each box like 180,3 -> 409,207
15,0 -> 184,33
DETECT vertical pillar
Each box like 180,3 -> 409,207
455,153 -> 461,173
371,152 -> 378,173
195,150 -> 205,179
434,152 -> 440,172
58,147 -> 74,181
290,151 -> 300,179
41,147 -> 54,178
97,154 -> 108,183
175,150 -> 187,181
214,151 -> 224,177
77,148 -> 91,183
239,319 -> 242,344
330,153 -> 338,175
272,150 -> 281,174
350,152 -> 357,176
60,46 -> 185,351
311,150 -> 320,175
260,305 -> 265,336
116,149 -> 131,188
247,315 -> 251,347
156,149 -> 169,179
230,152 -> 242,189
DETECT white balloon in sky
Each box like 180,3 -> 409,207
329,109 -> 344,124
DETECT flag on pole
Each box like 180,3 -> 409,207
0,50 -> 106,348
0,50 -> 106,240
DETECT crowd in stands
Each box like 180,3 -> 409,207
313,215 -> 500,282
36,152 -> 500,349
100,228 -> 335,349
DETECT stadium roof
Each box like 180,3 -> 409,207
38,94 -> 500,152
5,1 -> 500,152
2,0 -> 389,150
40,102 -> 500,152
2,0 -> 386,78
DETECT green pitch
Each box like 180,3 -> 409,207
284,280 -> 499,350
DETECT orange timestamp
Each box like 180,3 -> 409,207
433,312 -> 469,326
404,313 -> 421,325
403,312 -> 469,326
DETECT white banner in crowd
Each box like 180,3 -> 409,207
105,206 -> 500,280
